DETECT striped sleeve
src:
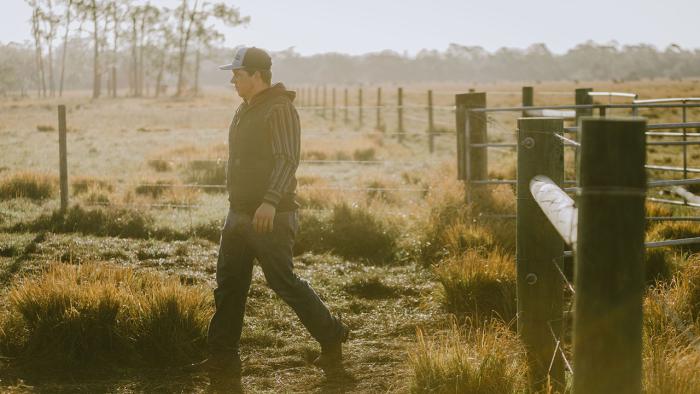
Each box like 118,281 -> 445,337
263,101 -> 300,206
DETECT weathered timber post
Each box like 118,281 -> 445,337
575,88 -> 593,120
358,87 -> 363,129
111,66 -> 117,98
314,85 -> 319,115
682,102 -> 688,179
522,86 -> 533,118
344,88 -> 349,124
58,105 -> 69,213
455,92 -> 486,205
397,87 -> 404,142
332,87 -> 336,124
573,117 -> 646,394
517,117 -> 565,392
376,87 -> 382,131
322,85 -> 327,119
428,89 -> 435,154
574,88 -> 593,177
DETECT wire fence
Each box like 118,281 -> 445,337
454,89 -> 700,392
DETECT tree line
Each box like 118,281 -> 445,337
2,2 -> 699,97
270,42 -> 700,85
6,0 -> 248,98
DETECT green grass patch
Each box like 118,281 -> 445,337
343,275 -> 400,299
10,205 -> 221,243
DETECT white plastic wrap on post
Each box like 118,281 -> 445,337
671,186 -> 700,204
530,175 -> 578,247
524,109 -> 576,119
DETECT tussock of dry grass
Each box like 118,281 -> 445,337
295,202 -> 399,263
643,334 -> 700,394
434,250 -> 516,323
645,247 -> 676,286
71,176 -> 114,195
132,180 -> 201,205
0,262 -> 211,370
418,189 -> 515,265
408,321 -> 526,393
647,221 -> 700,254
0,172 -> 56,200
185,160 -> 227,188
642,256 -> 700,393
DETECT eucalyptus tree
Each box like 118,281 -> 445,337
40,0 -> 60,96
73,0 -> 106,99
149,9 -> 176,98
173,0 -> 249,96
26,0 -> 47,97
127,2 -> 160,96
103,0 -> 130,97
57,0 -> 77,96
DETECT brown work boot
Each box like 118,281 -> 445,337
313,319 -> 350,371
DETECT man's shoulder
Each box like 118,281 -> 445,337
269,94 -> 296,108
265,96 -> 298,117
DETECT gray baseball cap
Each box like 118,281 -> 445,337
218,46 -> 272,71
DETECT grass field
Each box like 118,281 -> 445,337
1,79 -> 699,393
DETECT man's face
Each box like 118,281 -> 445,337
231,69 -> 254,99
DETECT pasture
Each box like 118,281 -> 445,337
1,79 -> 699,393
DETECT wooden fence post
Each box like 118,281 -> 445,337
398,87 -> 404,142
574,88 -> 593,177
376,87 -> 382,131
522,86 -> 533,117
58,105 -> 69,213
322,85 -> 327,119
332,87 -> 336,124
344,88 -> 349,124
428,89 -> 434,154
314,86 -> 318,114
573,117 -> 646,394
575,88 -> 593,120
516,117 -> 565,392
111,66 -> 117,98
358,87 -> 363,129
455,92 -> 486,205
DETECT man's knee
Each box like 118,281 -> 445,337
264,268 -> 308,298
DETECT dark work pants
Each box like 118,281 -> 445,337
206,209 -> 342,355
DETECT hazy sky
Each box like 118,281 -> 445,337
2,0 -> 699,55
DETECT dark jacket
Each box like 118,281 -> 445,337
227,83 -> 300,214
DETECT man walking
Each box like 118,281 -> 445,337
191,46 -> 349,386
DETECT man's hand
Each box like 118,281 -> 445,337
253,202 -> 276,233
